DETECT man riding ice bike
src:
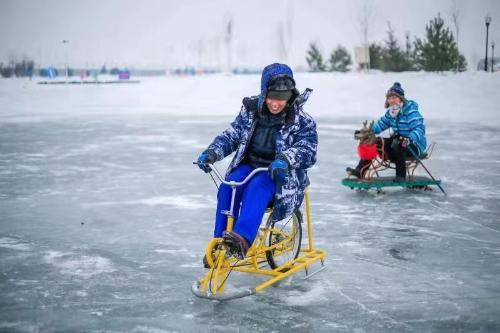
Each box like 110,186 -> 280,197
196,63 -> 318,263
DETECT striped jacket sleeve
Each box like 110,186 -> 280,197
405,104 -> 425,145
207,105 -> 247,160
372,111 -> 392,135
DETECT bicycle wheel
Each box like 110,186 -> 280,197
265,210 -> 302,269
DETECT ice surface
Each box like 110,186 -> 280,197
1,73 -> 499,332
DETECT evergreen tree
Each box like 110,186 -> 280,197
328,45 -> 352,72
369,43 -> 384,70
2,59 -> 35,78
414,14 -> 467,71
306,42 -> 327,72
381,23 -> 413,71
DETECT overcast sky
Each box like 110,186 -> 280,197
1,0 -> 499,70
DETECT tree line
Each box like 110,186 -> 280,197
306,14 -> 467,72
0,59 -> 35,78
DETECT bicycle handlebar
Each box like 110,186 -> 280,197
193,161 -> 268,187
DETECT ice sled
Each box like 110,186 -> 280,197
343,121 -> 445,194
192,164 -> 326,301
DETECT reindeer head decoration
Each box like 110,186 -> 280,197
354,120 -> 377,145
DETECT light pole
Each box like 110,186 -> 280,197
492,42 -> 496,72
224,18 -> 232,74
62,39 -> 69,81
484,15 -> 492,71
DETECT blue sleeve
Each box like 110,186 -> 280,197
372,111 -> 392,135
207,105 -> 247,160
280,112 -> 318,169
406,105 -> 425,144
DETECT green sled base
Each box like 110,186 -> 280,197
342,176 -> 441,190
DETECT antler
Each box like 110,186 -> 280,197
355,120 -> 377,145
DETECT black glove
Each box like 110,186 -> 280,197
390,137 -> 400,150
197,150 -> 217,173
400,137 -> 411,148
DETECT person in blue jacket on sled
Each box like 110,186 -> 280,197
196,63 -> 317,264
346,82 -> 426,182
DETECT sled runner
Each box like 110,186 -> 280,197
192,163 -> 326,300
342,175 -> 440,190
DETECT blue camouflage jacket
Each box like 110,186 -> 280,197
372,100 -> 427,155
206,65 -> 317,221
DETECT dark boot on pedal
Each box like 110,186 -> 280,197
347,159 -> 370,178
222,231 -> 249,260
346,167 -> 361,178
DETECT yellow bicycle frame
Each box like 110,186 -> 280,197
194,188 -> 327,300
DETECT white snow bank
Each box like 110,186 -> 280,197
1,71 -> 498,124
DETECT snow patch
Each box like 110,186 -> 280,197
154,248 -> 197,258
283,282 -> 329,306
0,322 -> 39,333
137,145 -> 168,153
75,290 -> 88,297
467,204 -> 487,212
154,248 -> 191,255
43,251 -> 117,278
11,279 -> 39,286
131,325 -> 175,333
0,237 -> 32,251
16,164 -> 40,172
86,195 -> 211,209
180,262 -> 200,268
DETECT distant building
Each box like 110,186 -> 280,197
118,70 -> 130,80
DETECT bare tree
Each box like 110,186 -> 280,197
223,14 -> 233,73
278,23 -> 287,62
451,0 -> 460,72
358,0 -> 373,70
277,0 -> 293,63
196,39 -> 204,70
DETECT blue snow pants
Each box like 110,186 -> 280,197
214,164 -> 276,245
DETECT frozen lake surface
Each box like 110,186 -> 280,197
1,75 -> 500,332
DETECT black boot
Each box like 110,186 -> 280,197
222,231 -> 249,260
388,138 -> 406,181
346,167 -> 361,178
346,159 -> 371,178
394,161 -> 406,181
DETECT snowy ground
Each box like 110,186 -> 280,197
1,73 -> 500,332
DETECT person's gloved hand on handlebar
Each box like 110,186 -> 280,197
197,150 -> 217,173
268,158 -> 289,187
